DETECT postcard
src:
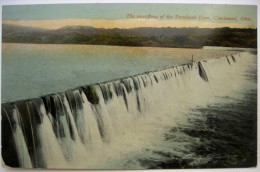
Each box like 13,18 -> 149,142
1,1 -> 258,170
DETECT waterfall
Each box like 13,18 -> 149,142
1,52 -> 255,169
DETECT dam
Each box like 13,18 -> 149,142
1,51 -> 257,169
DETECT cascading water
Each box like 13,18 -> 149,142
1,52 -> 257,169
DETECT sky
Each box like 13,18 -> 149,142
2,3 -> 257,29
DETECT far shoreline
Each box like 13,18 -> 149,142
2,42 -> 255,51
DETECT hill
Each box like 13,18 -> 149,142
2,24 -> 257,48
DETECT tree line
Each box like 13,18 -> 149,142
2,25 -> 257,48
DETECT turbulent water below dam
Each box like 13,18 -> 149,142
1,51 -> 257,169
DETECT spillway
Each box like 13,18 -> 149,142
1,52 -> 257,169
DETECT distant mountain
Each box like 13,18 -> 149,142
53,25 -> 98,35
3,24 -> 49,34
2,24 -> 257,48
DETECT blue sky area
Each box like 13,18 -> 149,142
2,3 -> 257,24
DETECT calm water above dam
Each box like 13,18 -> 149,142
2,43 -> 237,103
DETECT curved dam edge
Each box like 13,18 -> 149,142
1,52 -> 243,106
1,51 -> 254,168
